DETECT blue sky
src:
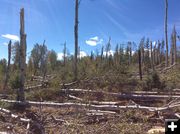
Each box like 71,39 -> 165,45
0,0 -> 180,60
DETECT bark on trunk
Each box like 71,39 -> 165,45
170,35 -> 174,65
74,0 -> 79,80
173,25 -> 177,64
150,41 -> 154,69
138,49 -> 142,80
63,42 -> 66,66
17,8 -> 26,102
165,0 -> 168,67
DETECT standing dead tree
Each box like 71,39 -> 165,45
170,34 -> 174,65
138,49 -> 142,80
100,45 -> 104,61
173,25 -> 177,64
165,0 -> 168,67
153,42 -> 157,65
74,0 -> 80,80
170,26 -> 177,65
3,40 -> 11,95
17,8 -> 26,102
63,41 -> 67,66
157,41 -> 161,64
150,41 -> 154,70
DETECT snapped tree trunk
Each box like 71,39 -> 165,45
3,40 -> 11,94
74,0 -> 79,80
165,0 -> 168,67
17,8 -> 26,102
138,49 -> 142,80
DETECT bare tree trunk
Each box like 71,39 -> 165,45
165,0 -> 168,67
153,42 -> 156,65
105,37 -> 111,60
141,44 -> 144,66
100,45 -> 104,61
41,40 -> 48,88
138,49 -> 142,80
17,8 -> 26,102
150,41 -> 154,69
63,42 -> 66,66
173,25 -> 177,64
3,40 -> 11,95
74,0 -> 79,80
170,34 -> 174,65
129,42 -> 132,65
78,46 -> 80,61
157,41 -> 161,64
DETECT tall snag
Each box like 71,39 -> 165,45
17,8 -> 26,102
165,0 -> 168,67
173,25 -> 177,64
3,40 -> 11,95
74,0 -> 79,80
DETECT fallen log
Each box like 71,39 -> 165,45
87,110 -> 117,115
161,63 -> 177,73
59,81 -> 78,87
174,113 -> 180,119
25,84 -> 43,91
68,95 -> 121,105
61,89 -> 180,100
31,75 -> 55,82
1,99 -> 180,112
0,107 -> 30,123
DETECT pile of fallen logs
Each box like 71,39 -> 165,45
60,88 -> 180,100
1,87 -> 180,113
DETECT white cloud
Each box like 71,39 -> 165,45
78,51 -> 87,58
2,34 -> 20,41
85,36 -> 103,46
152,41 -> 156,46
103,50 -> 114,56
132,50 -> 135,55
58,51 -> 87,60
57,53 -> 66,60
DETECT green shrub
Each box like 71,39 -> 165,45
10,74 -> 21,89
144,71 -> 166,91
